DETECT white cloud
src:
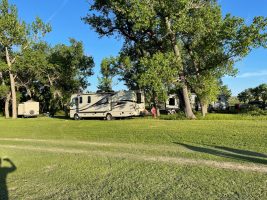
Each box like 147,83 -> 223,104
236,70 -> 267,78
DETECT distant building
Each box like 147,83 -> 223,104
210,94 -> 229,110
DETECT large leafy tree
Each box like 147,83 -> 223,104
16,39 -> 94,116
97,57 -> 118,92
83,0 -> 202,119
176,2 -> 266,116
258,84 -> 267,106
238,84 -> 267,106
138,52 -> 180,113
84,0 -> 267,119
0,0 -> 51,118
238,89 -> 254,103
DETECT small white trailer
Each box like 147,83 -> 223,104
18,101 -> 39,117
159,94 -> 180,114
69,90 -> 145,120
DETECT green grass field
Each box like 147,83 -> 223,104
0,116 -> 267,199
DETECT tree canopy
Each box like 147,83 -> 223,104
84,0 -> 267,118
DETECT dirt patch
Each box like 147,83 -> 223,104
1,144 -> 267,173
0,137 -> 190,152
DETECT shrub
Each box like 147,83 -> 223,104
240,105 -> 267,116
159,112 -> 187,120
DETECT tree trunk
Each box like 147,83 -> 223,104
10,73 -> 17,119
156,107 -> 160,117
5,92 -> 11,119
182,85 -> 196,119
201,103 -> 208,117
5,47 -> 17,119
165,17 -> 196,119
0,71 -> 4,85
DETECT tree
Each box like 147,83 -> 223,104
138,52 -> 180,115
13,39 -> 94,116
238,84 -> 267,106
83,0 -> 211,119
257,84 -> 267,105
177,2 -> 266,116
220,85 -> 232,101
45,39 -> 94,115
97,57 -> 118,92
238,89 -> 254,103
15,42 -> 51,100
0,84 -> 9,117
190,74 -> 220,116
0,0 -> 51,118
84,0 -> 267,119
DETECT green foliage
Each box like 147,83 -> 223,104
254,84 -> 267,103
0,0 -> 52,118
243,106 -> 267,116
189,73 -> 220,105
84,0 -> 267,119
12,39 -> 94,114
159,112 -> 187,120
220,85 -> 232,100
237,89 -> 253,103
97,57 -> 118,92
228,96 -> 240,106
0,0 -> 51,51
238,84 -> 267,103
0,0 -> 27,48
97,76 -> 113,92
138,52 -> 181,103
0,84 -> 8,98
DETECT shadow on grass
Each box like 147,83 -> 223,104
212,146 -> 267,159
0,158 -> 16,200
52,116 -> 70,120
174,143 -> 267,165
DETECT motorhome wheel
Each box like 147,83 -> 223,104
106,113 -> 113,121
74,114 -> 80,120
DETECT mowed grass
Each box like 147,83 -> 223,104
0,116 -> 267,199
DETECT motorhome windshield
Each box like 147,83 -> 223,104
71,97 -> 78,106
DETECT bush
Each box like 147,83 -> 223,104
240,105 -> 267,116
159,112 -> 187,120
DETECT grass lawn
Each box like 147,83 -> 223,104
0,116 -> 267,199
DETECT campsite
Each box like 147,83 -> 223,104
0,0 -> 267,199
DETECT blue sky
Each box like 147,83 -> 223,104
10,0 -> 267,95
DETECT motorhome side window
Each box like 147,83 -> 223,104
137,93 -> 142,104
79,96 -> 83,104
169,98 -> 175,106
88,96 -> 91,104
97,97 -> 108,105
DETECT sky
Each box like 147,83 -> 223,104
10,0 -> 267,96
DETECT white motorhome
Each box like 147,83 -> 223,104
18,101 -> 39,117
69,90 -> 145,120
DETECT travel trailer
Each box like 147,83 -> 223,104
159,93 -> 199,114
159,94 -> 180,114
69,90 -> 145,120
18,101 -> 39,117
